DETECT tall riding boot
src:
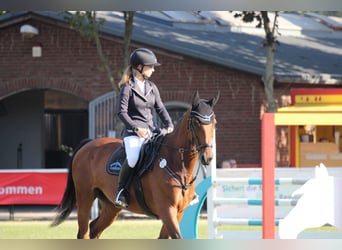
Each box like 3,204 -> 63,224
114,160 -> 135,208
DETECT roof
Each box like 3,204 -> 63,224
1,11 -> 342,84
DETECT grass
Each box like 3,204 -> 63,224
0,219 -> 208,239
0,218 -> 340,239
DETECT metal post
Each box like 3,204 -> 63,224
17,143 -> 23,169
207,129 -> 216,238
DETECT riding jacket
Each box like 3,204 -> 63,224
117,78 -> 174,137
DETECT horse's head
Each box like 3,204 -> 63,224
189,90 -> 219,165
278,163 -> 337,239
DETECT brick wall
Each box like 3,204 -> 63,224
0,16 -> 295,166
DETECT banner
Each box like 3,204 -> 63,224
0,170 -> 67,205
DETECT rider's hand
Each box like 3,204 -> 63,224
136,128 -> 148,138
167,127 -> 174,134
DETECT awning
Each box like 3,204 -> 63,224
275,105 -> 342,125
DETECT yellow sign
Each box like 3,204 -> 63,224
295,95 -> 342,105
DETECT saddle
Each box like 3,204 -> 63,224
106,134 -> 165,217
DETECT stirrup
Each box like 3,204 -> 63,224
114,188 -> 128,208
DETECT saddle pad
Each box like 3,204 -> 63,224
106,134 -> 165,176
106,145 -> 126,175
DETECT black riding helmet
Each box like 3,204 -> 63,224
130,48 -> 161,70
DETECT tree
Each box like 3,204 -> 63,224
65,11 -> 117,91
123,11 -> 135,69
65,11 -> 135,137
65,11 -> 135,91
234,11 -> 280,112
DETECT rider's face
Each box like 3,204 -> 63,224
142,65 -> 155,78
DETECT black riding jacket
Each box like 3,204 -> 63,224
117,78 -> 174,137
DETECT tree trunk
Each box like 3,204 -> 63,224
93,31 -> 118,91
264,46 -> 276,112
123,11 -> 135,70
261,11 -> 277,113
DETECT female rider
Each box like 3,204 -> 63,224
115,48 -> 174,208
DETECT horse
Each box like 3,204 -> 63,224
278,163 -> 342,239
51,91 -> 219,239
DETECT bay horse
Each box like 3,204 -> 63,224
51,91 -> 219,239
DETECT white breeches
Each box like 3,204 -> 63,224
123,134 -> 149,168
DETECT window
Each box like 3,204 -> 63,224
44,111 -> 88,168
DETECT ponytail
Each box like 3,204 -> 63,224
118,66 -> 133,88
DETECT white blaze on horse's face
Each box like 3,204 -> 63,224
278,163 -> 342,239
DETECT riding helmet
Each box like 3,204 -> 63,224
130,48 -> 161,68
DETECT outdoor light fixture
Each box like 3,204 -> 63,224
20,24 -> 42,57
20,24 -> 39,38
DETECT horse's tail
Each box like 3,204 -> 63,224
51,138 -> 92,227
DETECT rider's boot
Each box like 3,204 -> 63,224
114,160 -> 135,208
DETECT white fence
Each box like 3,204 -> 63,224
207,166 -> 342,239
88,90 -> 120,219
89,90 -> 121,139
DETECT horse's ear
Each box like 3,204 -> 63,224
192,90 -> 200,106
209,90 -> 220,107
316,163 -> 329,178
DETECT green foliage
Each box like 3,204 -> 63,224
60,144 -> 74,157
233,11 -> 262,27
64,11 -> 105,39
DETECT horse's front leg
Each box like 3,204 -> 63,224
158,207 -> 183,239
158,224 -> 170,239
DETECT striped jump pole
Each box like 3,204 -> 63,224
213,177 -> 308,186
212,198 -> 299,207
213,218 -> 280,227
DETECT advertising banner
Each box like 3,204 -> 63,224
0,170 -> 67,205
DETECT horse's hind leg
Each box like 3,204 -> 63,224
89,200 -> 121,239
75,191 -> 95,239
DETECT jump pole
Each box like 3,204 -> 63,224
261,112 -> 275,239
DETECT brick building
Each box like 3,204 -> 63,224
0,11 -> 341,169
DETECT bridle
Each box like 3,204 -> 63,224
188,110 -> 215,153
162,109 -> 215,195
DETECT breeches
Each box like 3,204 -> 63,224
123,135 -> 147,168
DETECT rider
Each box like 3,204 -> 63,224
115,48 -> 174,208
